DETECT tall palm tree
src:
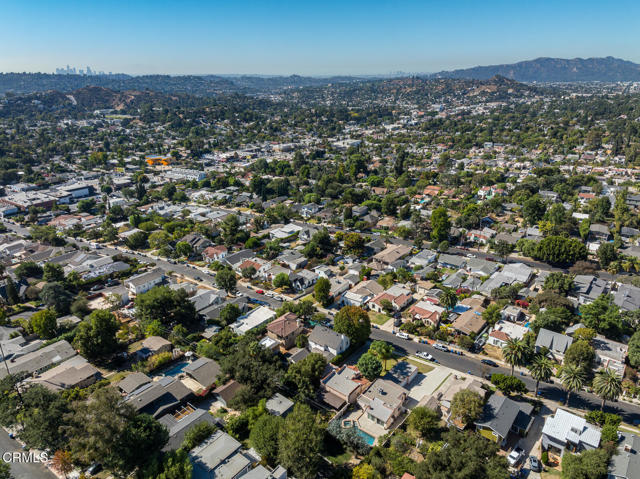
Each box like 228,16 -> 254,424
529,355 -> 554,396
440,288 -> 458,311
561,364 -> 586,406
593,368 -> 622,410
502,338 -> 528,376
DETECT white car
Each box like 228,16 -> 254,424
507,446 -> 524,466
396,332 -> 410,339
416,351 -> 434,361
466,253 -> 477,258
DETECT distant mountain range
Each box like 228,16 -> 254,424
430,57 -> 640,82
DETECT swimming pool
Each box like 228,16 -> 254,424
161,361 -> 189,377
355,427 -> 376,446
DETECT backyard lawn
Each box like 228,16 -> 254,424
369,311 -> 392,326
382,354 -> 435,374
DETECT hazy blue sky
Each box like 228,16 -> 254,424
1,0 -> 638,75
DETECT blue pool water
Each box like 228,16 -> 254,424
161,361 -> 189,377
355,427 -> 376,446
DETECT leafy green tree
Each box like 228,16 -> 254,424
343,232 -> 367,256
628,330 -> 640,369
580,294 -> 625,339
63,387 -> 132,470
313,277 -> 331,306
302,229 -> 335,259
14,261 -> 43,279
175,241 -> 192,258
482,303 -> 502,326
0,460 -> 11,479
40,282 -> 73,314
369,340 -> 394,369
430,207 -> 451,244
531,299 -> 575,329
502,338 -> 528,376
564,340 -> 595,370
43,262 -> 65,282
334,305 -> 371,345
490,373 -> 528,395
114,413 -> 169,473
357,353 -> 383,381
414,428 -> 508,479
19,385 -> 69,451
215,269 -> 237,293
219,303 -> 242,326
181,422 -> 217,451
544,272 -> 574,295
5,277 -> 19,305
522,196 -> 546,226
440,288 -> 458,310
135,286 -> 197,326
493,240 -> 514,261
273,272 -> 291,289
221,214 -> 242,246
73,309 -> 120,360
220,340 -> 285,408
241,266 -> 256,279
560,363 -> 586,406
593,368 -> 622,410
250,414 -> 283,465
145,319 -> 164,337
148,231 -> 172,250
126,230 -> 148,249
561,448 -> 610,479
29,308 -> 57,339
534,236 -> 587,265
284,353 -> 326,400
450,389 -> 483,427
529,355 -> 554,396
597,242 -> 618,269
278,404 -> 323,479
407,406 -> 440,438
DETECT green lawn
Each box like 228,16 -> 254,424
381,354 -> 434,374
370,311 -> 392,325
541,469 -> 562,478
327,451 -> 353,465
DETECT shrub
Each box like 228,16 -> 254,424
541,451 -> 549,465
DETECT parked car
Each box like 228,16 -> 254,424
90,284 -> 104,292
528,456 -> 541,472
416,351 -> 434,361
481,359 -> 499,367
466,253 -> 477,258
507,447 -> 524,466
396,332 -> 409,339
432,343 -> 449,352
256,290 -> 265,294
86,463 -> 103,476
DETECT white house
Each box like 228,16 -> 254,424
308,326 -> 350,359
230,306 -> 276,335
125,268 -> 165,296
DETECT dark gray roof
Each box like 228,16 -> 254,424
475,394 -> 533,439
117,372 -> 152,394
308,325 -> 345,351
535,328 -> 573,354
158,408 -> 218,451
609,432 -> 640,479
184,357 -> 220,388
125,376 -> 192,418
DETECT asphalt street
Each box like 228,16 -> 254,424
0,431 -> 55,479
371,328 -> 640,424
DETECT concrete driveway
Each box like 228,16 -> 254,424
405,364 -> 454,408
